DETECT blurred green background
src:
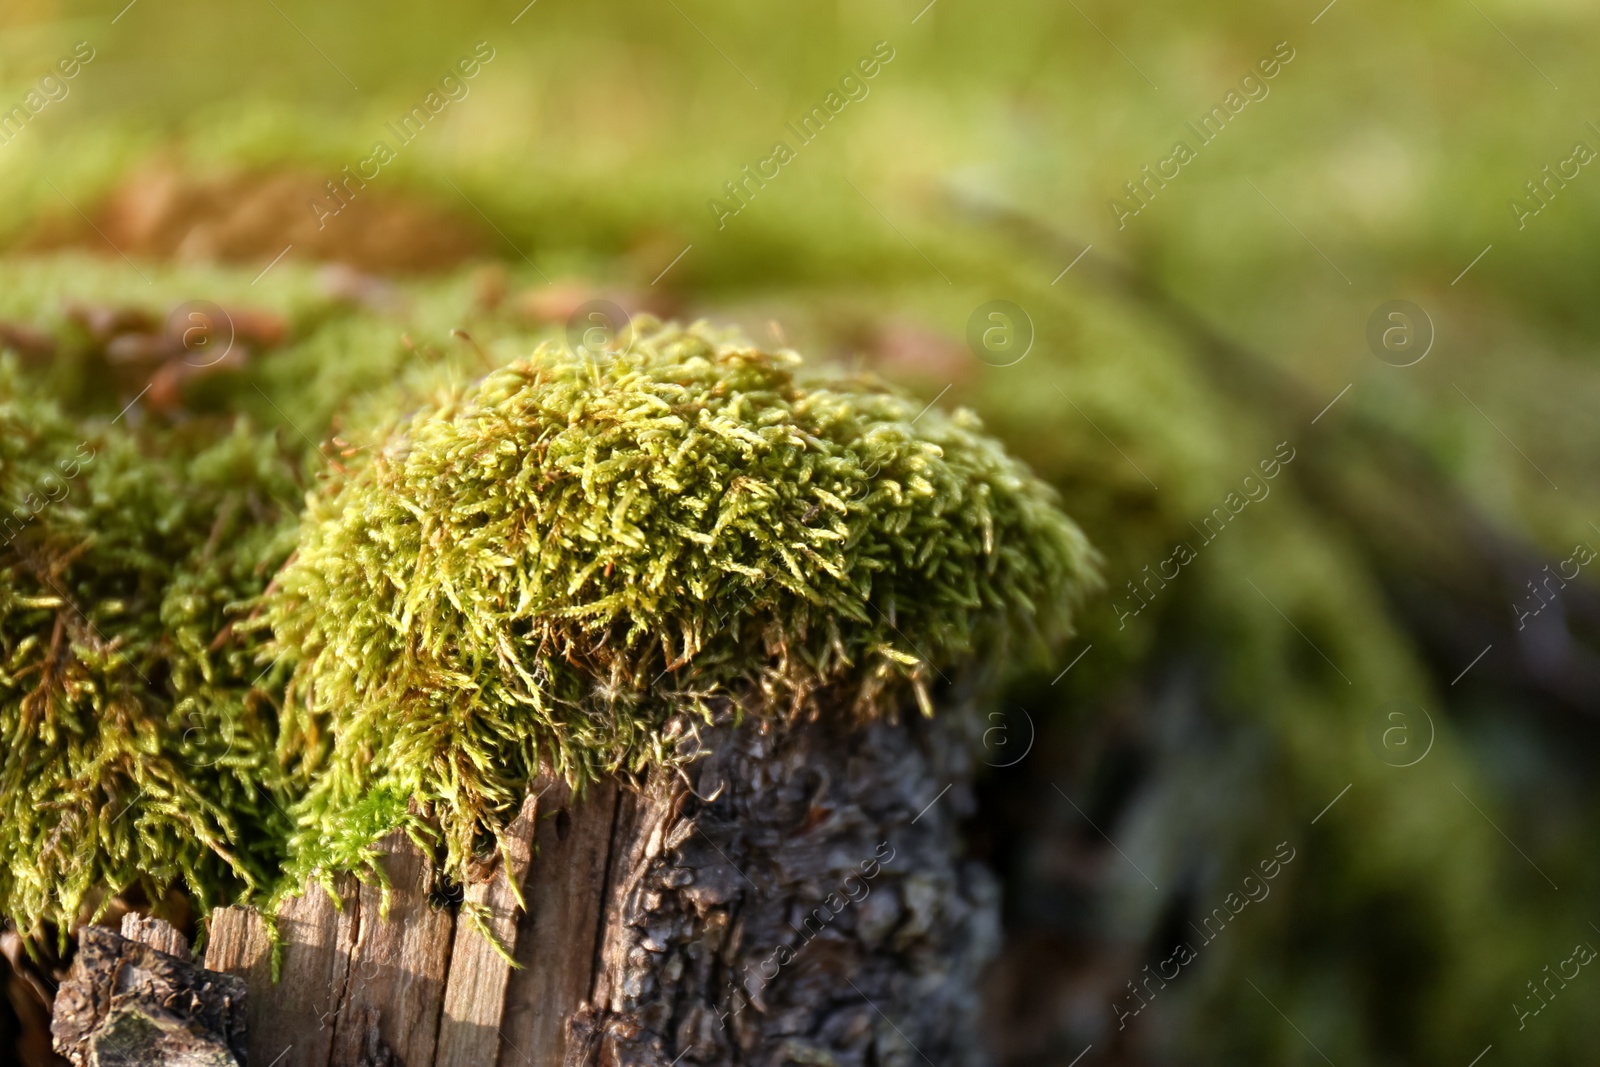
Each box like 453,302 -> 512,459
2,0 -> 1598,1063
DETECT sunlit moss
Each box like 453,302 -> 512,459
269,318 -> 1098,888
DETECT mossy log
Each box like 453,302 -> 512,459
199,699 -> 991,1067
10,314 -> 1088,1066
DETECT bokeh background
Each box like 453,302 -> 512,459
2,0 -> 1599,1063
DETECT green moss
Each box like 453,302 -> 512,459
269,318 -> 1098,887
0,364 -> 301,943
0,260 -> 1093,950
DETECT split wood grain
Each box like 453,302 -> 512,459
327,829 -> 457,1067
204,805 -> 552,1067
434,791 -> 541,1067
586,773 -> 676,1020
204,871 -> 360,1067
496,779 -> 621,1067
120,912 -> 191,961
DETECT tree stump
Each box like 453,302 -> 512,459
197,697 -> 995,1067
36,325 -> 1085,1067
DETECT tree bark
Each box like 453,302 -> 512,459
186,692 -> 996,1067
51,918 -> 248,1066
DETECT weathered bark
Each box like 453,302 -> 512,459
544,700 -> 997,1067
51,918 -> 247,1066
183,692 -> 996,1067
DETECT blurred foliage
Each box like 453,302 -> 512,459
0,0 -> 1596,1063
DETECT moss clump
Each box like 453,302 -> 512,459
271,319 -> 1098,886
0,364 -> 302,942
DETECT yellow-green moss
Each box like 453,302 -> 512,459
0,364 -> 301,943
270,319 -> 1098,887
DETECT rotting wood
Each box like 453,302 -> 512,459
328,830 -> 458,1067
205,817 -> 546,1067
205,870 -> 360,1067
52,923 -> 247,1067
120,912 -> 191,961
188,691 -> 995,1067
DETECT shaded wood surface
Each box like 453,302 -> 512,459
205,870 -> 360,1067
205,810 -> 545,1067
330,831 -> 457,1067
120,912 -> 192,961
497,778 -> 621,1067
